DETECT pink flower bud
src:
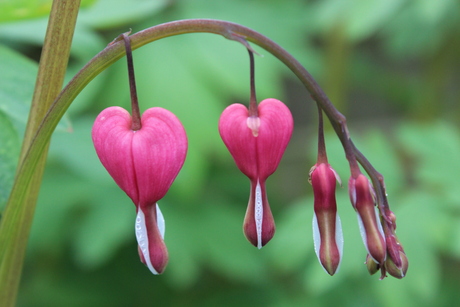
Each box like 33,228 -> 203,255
310,163 -> 343,275
218,98 -> 293,248
92,106 -> 187,274
349,174 -> 386,264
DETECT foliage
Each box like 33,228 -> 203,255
1,0 -> 459,306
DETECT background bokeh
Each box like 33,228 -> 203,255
1,0 -> 460,306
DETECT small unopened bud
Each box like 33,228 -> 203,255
310,163 -> 343,275
349,174 -> 387,264
365,254 -> 380,275
385,251 -> 408,279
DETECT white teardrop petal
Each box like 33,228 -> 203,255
135,209 -> 159,275
335,213 -> 344,273
374,207 -> 385,239
356,213 -> 368,253
156,203 -> 165,240
255,180 -> 263,249
356,207 -> 385,263
312,214 -> 321,263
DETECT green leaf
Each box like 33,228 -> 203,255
267,197 -> 313,273
387,190 -> 443,303
0,0 -> 96,23
0,111 -> 20,210
0,44 -> 71,135
72,185 -> 134,269
0,44 -> 37,135
397,120 -> 460,209
78,0 -> 169,30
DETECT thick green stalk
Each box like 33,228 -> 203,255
0,0 -> 81,305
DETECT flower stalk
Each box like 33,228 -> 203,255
0,0 -> 81,305
310,105 -> 343,275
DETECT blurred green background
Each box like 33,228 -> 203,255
1,0 -> 460,306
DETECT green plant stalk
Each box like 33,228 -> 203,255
0,0 -> 81,305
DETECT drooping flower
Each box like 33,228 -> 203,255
218,98 -> 293,248
348,174 -> 386,264
309,163 -> 343,275
92,106 -> 187,274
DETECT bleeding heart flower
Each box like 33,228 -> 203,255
349,174 -> 386,264
92,106 -> 187,274
218,98 -> 293,248
309,162 -> 343,275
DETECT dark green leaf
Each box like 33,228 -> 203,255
0,111 -> 20,210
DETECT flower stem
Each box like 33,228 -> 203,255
248,49 -> 258,117
122,33 -> 142,131
0,0 -> 81,305
316,104 -> 328,164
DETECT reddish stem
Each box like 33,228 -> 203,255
316,103 -> 328,164
247,49 -> 258,117
122,33 -> 141,131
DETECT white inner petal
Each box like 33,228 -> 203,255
255,180 -> 263,249
335,213 -> 344,273
356,213 -> 367,254
350,187 -> 357,206
312,214 -> 321,262
312,213 -> 344,274
356,207 -> 386,263
135,208 -> 159,275
156,203 -> 165,239
374,207 -> 385,239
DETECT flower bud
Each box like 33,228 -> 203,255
92,106 -> 187,274
310,163 -> 343,275
219,98 -> 293,248
349,174 -> 386,264
365,254 -> 380,275
385,250 -> 408,279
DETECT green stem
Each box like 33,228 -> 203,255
0,0 -> 81,305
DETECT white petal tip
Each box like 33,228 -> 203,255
135,208 -> 160,275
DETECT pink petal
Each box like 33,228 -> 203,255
132,107 -> 188,208
92,107 -> 139,204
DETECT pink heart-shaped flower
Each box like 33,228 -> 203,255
218,98 -> 293,248
92,106 -> 187,274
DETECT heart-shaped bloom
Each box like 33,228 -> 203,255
92,106 -> 187,274
349,174 -> 386,264
218,98 -> 293,248
310,163 -> 343,275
